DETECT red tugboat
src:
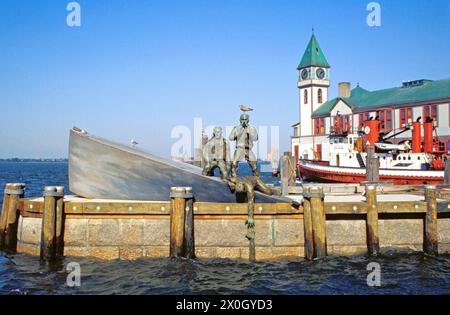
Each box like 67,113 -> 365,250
299,117 -> 447,185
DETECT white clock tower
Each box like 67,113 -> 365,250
297,33 -> 330,138
292,33 -> 331,160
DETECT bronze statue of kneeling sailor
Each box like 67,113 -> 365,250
202,126 -> 231,180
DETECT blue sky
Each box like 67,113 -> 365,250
0,0 -> 449,158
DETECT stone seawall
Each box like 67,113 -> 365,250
16,215 -> 450,260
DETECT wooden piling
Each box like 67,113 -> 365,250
424,185 -> 438,256
372,154 -> 379,182
445,156 -> 449,184
309,186 -> 327,259
183,187 -> 195,259
284,151 -> 296,186
170,187 -> 195,258
55,186 -> 65,257
40,186 -> 63,261
365,185 -> 380,256
0,184 -> 12,248
280,153 -> 290,196
302,187 -> 314,260
289,155 -> 296,185
3,183 -> 25,252
366,146 -> 379,182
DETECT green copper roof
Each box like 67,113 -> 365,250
312,78 -> 450,117
297,34 -> 330,70
350,85 -> 370,98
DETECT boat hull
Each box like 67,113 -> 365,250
69,128 -> 290,203
299,160 -> 444,185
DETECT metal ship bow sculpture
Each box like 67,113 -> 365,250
68,127 -> 289,203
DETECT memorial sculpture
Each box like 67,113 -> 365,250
228,113 -> 259,178
69,127 -> 289,203
68,106 -> 289,261
202,126 -> 231,180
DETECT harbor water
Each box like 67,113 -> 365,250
0,162 -> 449,295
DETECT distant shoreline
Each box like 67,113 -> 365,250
0,159 -> 68,163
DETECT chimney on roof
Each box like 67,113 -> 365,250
338,82 -> 351,98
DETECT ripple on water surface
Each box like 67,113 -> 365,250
1,252 -> 449,295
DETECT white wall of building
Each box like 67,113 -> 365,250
299,88 -> 312,137
353,114 -> 359,133
412,106 -> 423,123
299,86 -> 329,137
298,142 -> 314,160
437,103 -> 450,136
325,117 -> 332,134
330,100 -> 352,116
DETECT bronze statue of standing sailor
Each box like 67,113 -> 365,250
229,113 -> 259,178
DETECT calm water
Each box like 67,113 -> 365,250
0,162 -> 449,295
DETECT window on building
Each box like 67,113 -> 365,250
359,113 -> 371,128
376,109 -> 393,131
333,115 -> 351,134
399,108 -> 413,128
304,89 -> 308,104
318,89 -> 323,104
423,105 -> 438,124
314,118 -> 326,135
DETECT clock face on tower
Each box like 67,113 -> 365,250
316,68 -> 325,80
301,69 -> 309,80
